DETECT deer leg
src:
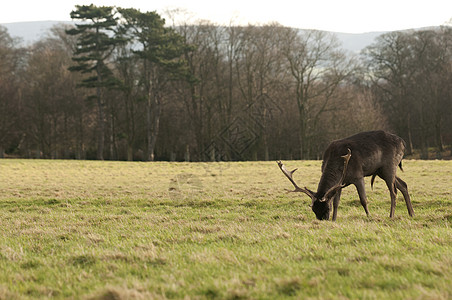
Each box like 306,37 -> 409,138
395,176 -> 415,217
355,178 -> 370,217
332,190 -> 342,222
384,178 -> 397,218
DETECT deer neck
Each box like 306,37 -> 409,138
316,170 -> 342,198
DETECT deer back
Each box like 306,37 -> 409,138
317,131 -> 405,196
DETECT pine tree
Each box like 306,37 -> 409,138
118,8 -> 188,160
66,4 -> 123,160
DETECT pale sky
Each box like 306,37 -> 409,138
1,0 -> 451,33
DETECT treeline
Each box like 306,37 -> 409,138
0,5 -> 451,161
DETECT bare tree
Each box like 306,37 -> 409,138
363,32 -> 419,154
281,28 -> 356,159
0,26 -> 24,157
364,28 -> 452,157
173,21 -> 226,159
411,29 -> 452,156
49,25 -> 89,159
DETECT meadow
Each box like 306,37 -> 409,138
0,159 -> 451,299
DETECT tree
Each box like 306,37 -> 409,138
363,31 -> 421,153
364,28 -> 452,157
0,26 -> 23,157
281,28 -> 356,159
411,29 -> 452,155
233,24 -> 289,160
119,8 -> 187,161
49,25 -> 89,159
21,29 -> 85,159
173,21 -> 223,160
112,42 -> 142,161
66,4 -> 123,160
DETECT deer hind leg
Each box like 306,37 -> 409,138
383,176 -> 397,218
395,176 -> 415,217
355,178 -> 370,217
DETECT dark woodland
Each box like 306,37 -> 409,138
1,5 -> 451,161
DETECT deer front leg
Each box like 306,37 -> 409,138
332,190 -> 342,221
355,178 -> 370,217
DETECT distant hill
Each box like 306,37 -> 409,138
2,20 -> 386,53
334,31 -> 386,53
2,21 -> 74,45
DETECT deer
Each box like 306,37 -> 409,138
277,131 -> 415,221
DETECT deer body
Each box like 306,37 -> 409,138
278,131 -> 415,221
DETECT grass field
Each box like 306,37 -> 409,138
0,159 -> 451,299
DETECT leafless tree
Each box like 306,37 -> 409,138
0,26 -> 23,157
281,28 -> 357,159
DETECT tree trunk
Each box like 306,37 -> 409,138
96,87 -> 104,160
107,105 -> 118,160
185,145 -> 190,162
108,109 -> 114,160
145,97 -> 152,161
264,134 -> 269,161
406,113 -> 414,155
127,145 -> 133,161
124,93 -> 135,161
145,88 -> 162,162
76,113 -> 84,160
434,119 -> 444,152
298,107 -> 307,160
149,97 -> 161,161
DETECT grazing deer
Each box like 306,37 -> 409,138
277,131 -> 415,221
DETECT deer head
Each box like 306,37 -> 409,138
277,148 -> 351,220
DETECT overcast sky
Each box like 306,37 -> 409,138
1,0 -> 451,33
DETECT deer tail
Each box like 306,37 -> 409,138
399,161 -> 404,172
371,174 -> 377,190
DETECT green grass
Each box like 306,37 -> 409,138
0,159 -> 451,299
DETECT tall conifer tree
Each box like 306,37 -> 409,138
66,4 -> 123,160
118,8 -> 188,160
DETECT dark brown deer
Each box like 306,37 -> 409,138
277,131 -> 415,221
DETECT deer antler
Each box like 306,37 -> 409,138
321,148 -> 352,201
277,161 -> 315,202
